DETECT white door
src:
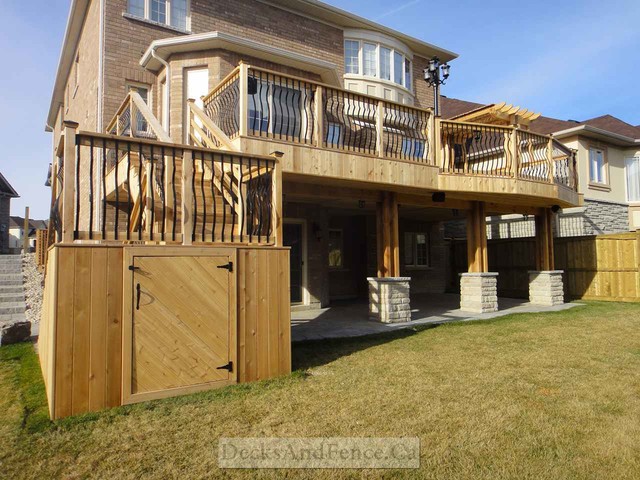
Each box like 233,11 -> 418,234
185,68 -> 209,143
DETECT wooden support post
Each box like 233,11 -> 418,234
377,191 -> 399,277
270,152 -> 284,247
22,207 -> 30,253
376,100 -> 385,158
466,201 -> 488,273
390,192 -> 400,277
238,63 -> 249,137
181,150 -> 194,245
314,85 -> 324,147
376,201 -> 384,277
535,208 -> 554,271
62,121 -> 79,243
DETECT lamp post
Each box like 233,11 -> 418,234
424,56 -> 450,117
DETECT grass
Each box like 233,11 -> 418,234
1,301 -> 640,479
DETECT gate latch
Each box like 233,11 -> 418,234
217,262 -> 233,272
217,361 -> 233,372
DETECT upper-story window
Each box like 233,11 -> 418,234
589,146 -> 607,185
127,0 -> 189,31
343,37 -> 413,91
625,156 -> 640,202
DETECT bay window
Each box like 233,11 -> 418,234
127,0 -> 189,30
626,157 -> 640,202
343,37 -> 413,91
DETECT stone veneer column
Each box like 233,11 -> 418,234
459,273 -> 499,313
529,271 -> 564,306
367,277 -> 411,323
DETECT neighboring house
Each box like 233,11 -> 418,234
440,97 -> 640,237
8,217 -> 49,254
40,0 -> 582,418
0,173 -> 19,254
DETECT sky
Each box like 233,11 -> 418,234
1,0 -> 639,219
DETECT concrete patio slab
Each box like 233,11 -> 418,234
292,293 -> 583,342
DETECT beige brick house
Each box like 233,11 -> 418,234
40,0 -> 582,417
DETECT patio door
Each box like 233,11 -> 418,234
284,222 -> 305,304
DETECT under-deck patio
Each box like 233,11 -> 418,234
291,293 -> 580,342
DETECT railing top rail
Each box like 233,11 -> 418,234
439,119 -> 517,132
242,63 -> 435,115
201,65 -> 241,104
75,130 -> 279,163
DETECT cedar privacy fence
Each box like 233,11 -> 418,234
201,64 -> 577,190
49,122 -> 280,246
450,232 -> 640,302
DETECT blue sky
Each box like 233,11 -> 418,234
1,0 -> 639,218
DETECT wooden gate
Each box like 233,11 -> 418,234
123,247 -> 237,404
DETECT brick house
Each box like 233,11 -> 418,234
40,0 -> 582,417
0,172 -> 19,254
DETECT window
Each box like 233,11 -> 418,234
127,0 -> 189,30
363,43 -> 377,77
328,229 -> 343,268
626,157 -> 640,202
402,138 -> 425,159
344,38 -> 413,90
394,51 -> 403,85
327,123 -> 342,146
404,232 -> 430,267
404,58 -> 412,90
380,47 -> 391,81
344,40 -> 360,74
589,147 -> 607,184
126,83 -> 150,133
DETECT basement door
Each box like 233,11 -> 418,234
123,249 -> 236,404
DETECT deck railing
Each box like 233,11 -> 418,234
106,92 -> 171,142
51,122 -> 279,245
201,64 -> 576,190
203,64 -> 433,163
439,120 -> 577,189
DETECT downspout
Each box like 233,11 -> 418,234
150,48 -> 171,136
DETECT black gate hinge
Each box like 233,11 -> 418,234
217,361 -> 233,372
217,262 -> 233,272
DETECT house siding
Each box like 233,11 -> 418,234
0,198 -> 10,254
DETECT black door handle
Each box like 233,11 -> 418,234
136,283 -> 141,310
217,262 -> 233,272
217,361 -> 233,372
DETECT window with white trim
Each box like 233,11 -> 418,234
626,156 -> 640,202
127,0 -> 189,30
343,38 -> 413,90
404,232 -> 430,267
589,147 -> 607,184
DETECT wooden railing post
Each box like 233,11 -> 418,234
511,127 -> 519,178
547,136 -> 555,183
130,96 -> 137,137
238,63 -> 249,137
62,121 -> 78,243
270,152 -> 284,247
426,111 -> 434,165
376,101 -> 385,158
434,117 -> 442,169
314,85 -> 324,147
181,150 -> 194,246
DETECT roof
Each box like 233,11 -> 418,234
439,97 -> 485,119
0,172 -> 19,198
529,116 -> 579,135
9,217 -> 49,231
580,115 -> 640,139
46,0 -> 457,131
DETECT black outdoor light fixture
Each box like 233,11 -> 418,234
424,56 -> 451,117
551,205 -> 561,213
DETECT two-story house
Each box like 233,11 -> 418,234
40,0 -> 581,418
0,173 -> 19,254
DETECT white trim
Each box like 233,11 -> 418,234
140,31 -> 341,85
284,219 -> 309,306
553,124 -> 640,146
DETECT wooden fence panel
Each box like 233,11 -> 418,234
451,232 -> 640,302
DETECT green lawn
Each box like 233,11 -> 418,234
2,302 -> 640,479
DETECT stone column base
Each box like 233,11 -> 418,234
529,271 -> 564,306
460,273 -> 499,313
367,277 -> 411,323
